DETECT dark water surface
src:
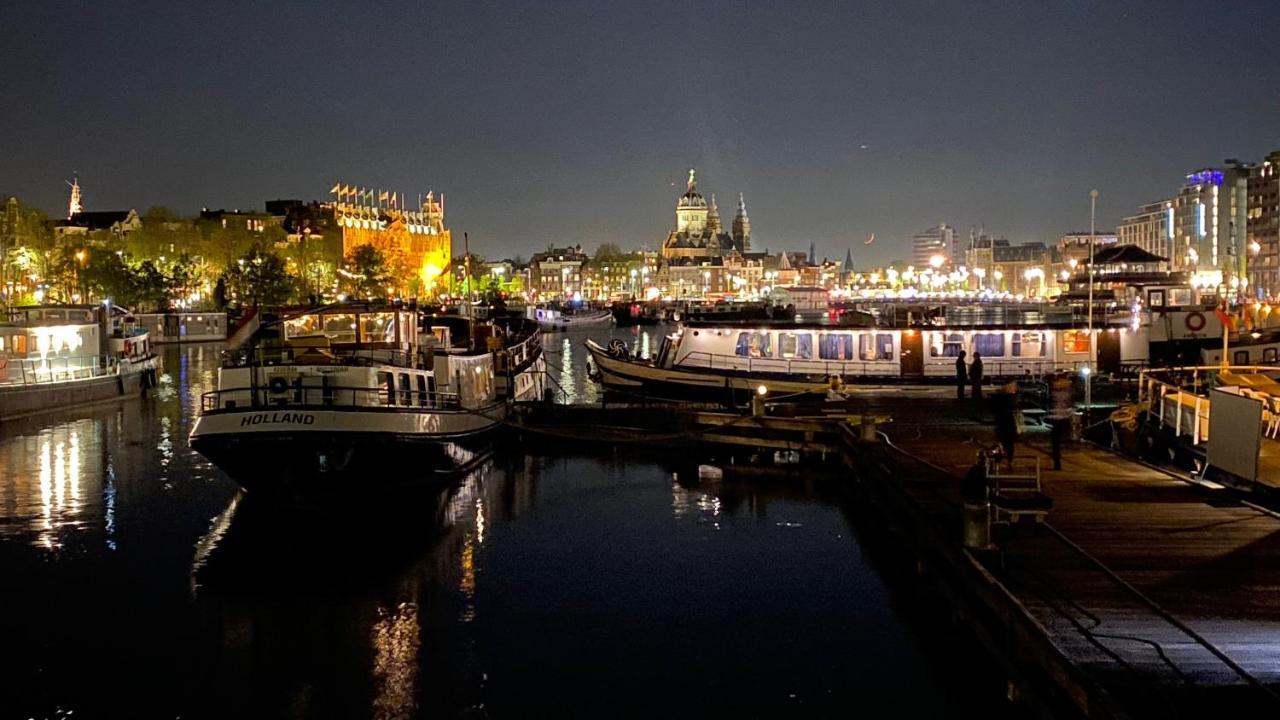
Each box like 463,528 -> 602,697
1,340 -> 988,718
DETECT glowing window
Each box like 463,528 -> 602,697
1062,330 -> 1091,354
734,332 -> 772,358
377,372 -> 395,405
777,333 -> 813,359
819,334 -> 855,360
973,333 -> 1005,357
1012,332 -> 1045,357
930,332 -> 964,357
859,333 -> 893,361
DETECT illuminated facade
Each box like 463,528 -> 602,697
1247,151 -> 1280,298
661,169 -> 751,259
328,184 -> 452,295
1116,202 -> 1171,261
1169,163 -> 1248,277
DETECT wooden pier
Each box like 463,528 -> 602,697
517,389 -> 1280,717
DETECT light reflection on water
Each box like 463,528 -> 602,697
1,337 -> 981,719
546,323 -> 672,404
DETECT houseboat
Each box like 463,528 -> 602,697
585,315 -> 1142,402
527,304 -> 613,332
0,304 -> 159,421
189,304 -> 544,494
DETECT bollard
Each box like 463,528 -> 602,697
963,494 -> 992,550
860,416 -> 878,442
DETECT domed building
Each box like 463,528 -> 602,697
661,169 -> 751,259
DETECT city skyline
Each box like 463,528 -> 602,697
3,1 -> 1279,264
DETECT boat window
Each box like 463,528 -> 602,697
859,333 -> 893,361
0,336 -> 4,351
377,371 -> 395,405
1061,330 -> 1090,354
973,333 -> 1005,357
417,375 -> 428,406
777,332 -> 813,359
1169,288 -> 1192,307
734,332 -> 772,358
321,314 -> 358,344
1265,348 -> 1278,364
15,335 -> 26,354
1148,289 -> 1165,308
1234,350 -> 1250,365
819,333 -> 855,360
399,373 -> 413,405
284,314 -> 321,338
360,313 -> 398,344
1012,332 -> 1046,357
930,332 -> 964,357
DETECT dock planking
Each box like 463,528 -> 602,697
848,390 -> 1280,716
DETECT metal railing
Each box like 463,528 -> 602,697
1138,365 -> 1280,444
220,346 -> 419,370
201,385 -> 461,413
676,349 -> 1090,380
0,355 -> 118,387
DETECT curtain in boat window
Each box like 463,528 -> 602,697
972,333 -> 1005,357
819,333 -> 855,360
734,332 -> 771,358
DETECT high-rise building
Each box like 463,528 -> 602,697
1247,151 -> 1280,297
912,223 -> 954,267
1169,161 -> 1249,276
1116,202 -> 1172,261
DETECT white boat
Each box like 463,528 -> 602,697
585,318 -> 1140,402
527,305 -> 614,332
0,304 -> 159,421
189,304 -> 544,494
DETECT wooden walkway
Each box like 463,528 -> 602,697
848,389 -> 1280,716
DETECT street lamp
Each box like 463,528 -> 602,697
1087,188 -> 1099,418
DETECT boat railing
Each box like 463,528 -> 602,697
677,350 -> 1091,380
0,355 -> 118,387
1137,364 -> 1280,445
220,345 -> 417,370
200,385 -> 462,413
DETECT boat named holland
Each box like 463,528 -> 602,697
189,303 -> 544,494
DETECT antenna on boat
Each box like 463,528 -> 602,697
463,231 -> 472,321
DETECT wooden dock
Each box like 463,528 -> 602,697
840,389 -> 1280,718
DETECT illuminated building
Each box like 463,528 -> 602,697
327,184 -> 452,296
661,169 -> 751,259
912,224 -> 955,268
66,175 -> 82,218
1169,162 -> 1249,276
1116,203 -> 1170,260
1247,151 -> 1280,297
529,246 -> 587,300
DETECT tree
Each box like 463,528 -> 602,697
343,244 -> 391,299
594,242 -> 625,261
222,243 -> 293,307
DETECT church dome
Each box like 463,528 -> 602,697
677,168 -> 707,209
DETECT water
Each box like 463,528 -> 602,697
0,341 -> 990,718
543,323 -> 670,404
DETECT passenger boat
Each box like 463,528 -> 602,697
585,317 -> 1140,402
0,304 -> 159,421
527,305 -> 614,332
189,303 -> 544,494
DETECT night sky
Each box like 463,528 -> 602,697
2,0 -> 1278,264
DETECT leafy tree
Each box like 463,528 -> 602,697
593,242 -> 625,261
343,244 -> 391,299
222,243 -> 293,307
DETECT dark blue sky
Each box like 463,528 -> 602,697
2,0 -> 1278,264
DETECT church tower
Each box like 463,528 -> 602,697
66,175 -> 82,218
732,193 -> 751,251
707,193 -> 722,234
675,169 -> 708,235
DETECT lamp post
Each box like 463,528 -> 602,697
1087,188 -> 1098,417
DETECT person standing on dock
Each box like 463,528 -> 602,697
954,350 -> 968,400
1048,373 -> 1072,470
993,381 -> 1018,467
970,352 -> 984,400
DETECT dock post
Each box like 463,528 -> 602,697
962,495 -> 992,550
859,416 -> 877,442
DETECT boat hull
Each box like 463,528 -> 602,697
585,340 -> 831,402
190,404 -> 505,494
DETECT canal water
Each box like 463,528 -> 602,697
0,337 -> 993,718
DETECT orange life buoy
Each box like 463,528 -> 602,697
1185,311 -> 1207,332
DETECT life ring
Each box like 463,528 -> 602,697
1185,311 -> 1207,332
268,376 -> 289,394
